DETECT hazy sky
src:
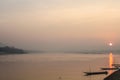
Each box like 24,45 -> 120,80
0,0 -> 120,51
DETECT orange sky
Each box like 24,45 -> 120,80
0,0 -> 120,51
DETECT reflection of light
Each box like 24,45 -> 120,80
109,53 -> 113,68
109,53 -> 113,74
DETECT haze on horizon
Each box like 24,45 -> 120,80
0,0 -> 120,51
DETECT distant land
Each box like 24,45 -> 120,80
0,42 -> 120,54
0,42 -> 26,54
62,50 -> 120,54
0,46 -> 26,54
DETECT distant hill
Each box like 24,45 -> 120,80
0,42 -> 6,47
0,46 -> 26,54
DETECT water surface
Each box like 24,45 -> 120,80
0,53 -> 120,80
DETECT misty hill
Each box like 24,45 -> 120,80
0,42 -> 6,47
0,46 -> 25,54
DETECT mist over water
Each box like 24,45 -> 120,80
0,53 -> 120,80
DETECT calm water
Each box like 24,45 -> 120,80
0,53 -> 120,80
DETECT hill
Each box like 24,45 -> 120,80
0,46 -> 25,54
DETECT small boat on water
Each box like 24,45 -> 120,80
84,71 -> 108,76
101,67 -> 119,70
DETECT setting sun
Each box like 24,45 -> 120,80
109,42 -> 113,47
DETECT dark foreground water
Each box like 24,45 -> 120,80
0,53 -> 120,80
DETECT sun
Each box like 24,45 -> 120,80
109,42 -> 113,47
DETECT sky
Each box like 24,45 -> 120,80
0,0 -> 120,51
